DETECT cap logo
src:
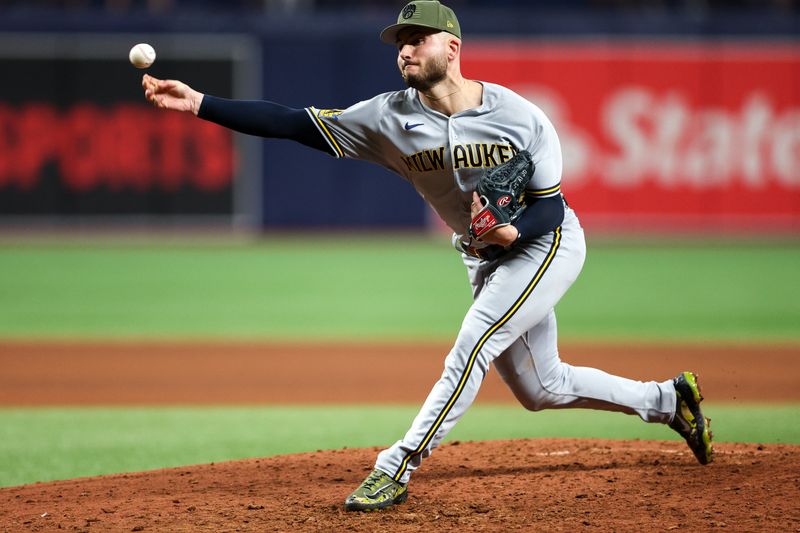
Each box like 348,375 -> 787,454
447,20 -> 454,28
402,4 -> 416,19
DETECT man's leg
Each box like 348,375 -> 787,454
345,222 -> 586,511
493,312 -> 713,464
493,310 -> 675,423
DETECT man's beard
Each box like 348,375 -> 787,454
401,54 -> 448,92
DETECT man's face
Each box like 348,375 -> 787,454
395,27 -> 449,91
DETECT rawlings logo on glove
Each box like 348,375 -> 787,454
468,150 -> 534,240
471,210 -> 497,234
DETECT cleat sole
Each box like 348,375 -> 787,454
685,371 -> 703,404
672,371 -> 714,465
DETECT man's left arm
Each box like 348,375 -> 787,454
474,192 -> 564,248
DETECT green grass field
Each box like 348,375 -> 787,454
1,404 -> 798,487
2,236 -> 798,341
1,236 -> 798,488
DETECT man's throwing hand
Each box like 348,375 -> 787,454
142,74 -> 203,115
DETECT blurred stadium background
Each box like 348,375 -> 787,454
0,0 -> 797,234
1,0 -> 799,489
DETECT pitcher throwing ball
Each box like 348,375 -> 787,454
142,0 -> 713,512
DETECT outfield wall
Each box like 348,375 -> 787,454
0,9 -> 797,233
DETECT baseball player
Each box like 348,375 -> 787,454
142,0 -> 713,512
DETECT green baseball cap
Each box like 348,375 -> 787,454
380,1 -> 461,44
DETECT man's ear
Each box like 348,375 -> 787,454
447,37 -> 460,61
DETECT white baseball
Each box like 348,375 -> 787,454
129,43 -> 156,69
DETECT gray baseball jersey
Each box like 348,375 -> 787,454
306,82 -> 676,484
306,82 -> 561,238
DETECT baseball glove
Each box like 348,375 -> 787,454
468,150 -> 534,240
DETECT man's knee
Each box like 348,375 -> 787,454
513,364 -> 571,411
519,395 -> 548,412
510,383 -> 553,412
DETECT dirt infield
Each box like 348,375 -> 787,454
2,439 -> 799,532
1,340 -> 799,532
2,340 -> 799,405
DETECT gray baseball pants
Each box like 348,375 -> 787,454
376,206 -> 676,483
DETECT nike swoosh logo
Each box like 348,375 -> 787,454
366,482 -> 396,499
404,122 -> 424,130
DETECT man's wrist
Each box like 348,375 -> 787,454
506,226 -> 522,248
191,92 -> 204,116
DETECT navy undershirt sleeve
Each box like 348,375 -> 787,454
197,95 -> 333,155
512,195 -> 565,242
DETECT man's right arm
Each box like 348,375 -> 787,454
142,74 -> 335,156
198,95 -> 332,154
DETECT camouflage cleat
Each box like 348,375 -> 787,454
669,371 -> 714,465
344,468 -> 408,511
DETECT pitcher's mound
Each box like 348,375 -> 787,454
2,438 -> 798,532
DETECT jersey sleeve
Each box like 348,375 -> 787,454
522,103 -> 563,202
305,93 -> 394,165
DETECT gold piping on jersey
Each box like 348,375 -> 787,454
307,107 -> 344,158
392,227 -> 563,482
525,182 -> 561,199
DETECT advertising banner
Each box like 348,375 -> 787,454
0,34 -> 260,224
463,41 -> 800,231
